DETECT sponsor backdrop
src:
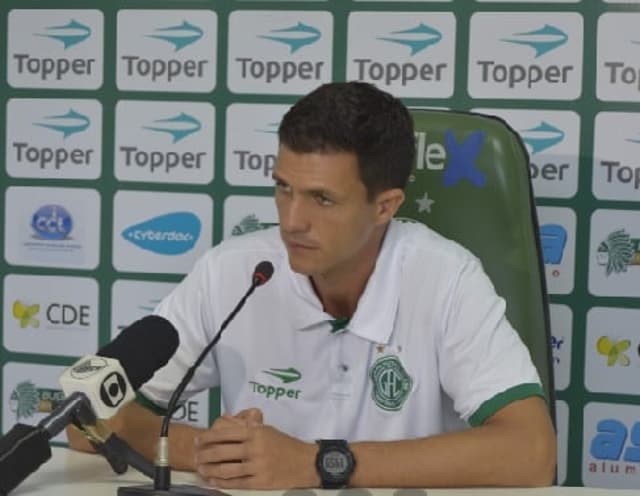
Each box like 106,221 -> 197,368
1,0 -> 639,489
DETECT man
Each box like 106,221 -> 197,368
69,82 -> 556,489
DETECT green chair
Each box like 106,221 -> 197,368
396,109 -> 555,416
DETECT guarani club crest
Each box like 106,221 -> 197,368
9,381 -> 64,421
369,355 -> 413,411
597,229 -> 640,276
231,214 -> 277,236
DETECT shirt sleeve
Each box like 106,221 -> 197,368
438,258 -> 544,427
137,250 -> 220,413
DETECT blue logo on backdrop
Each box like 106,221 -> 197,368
259,22 -> 321,53
36,19 -> 92,49
626,133 -> 640,145
520,121 -> 565,155
31,205 -> 73,241
590,419 -> 640,462
501,24 -> 568,58
122,212 -> 201,255
34,109 -> 90,139
255,122 -> 279,135
442,130 -> 486,188
377,23 -> 442,56
143,113 -> 201,143
540,224 -> 567,264
147,21 -> 203,52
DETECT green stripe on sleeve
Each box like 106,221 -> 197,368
468,383 -> 545,427
135,391 -> 167,416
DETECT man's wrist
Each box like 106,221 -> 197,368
303,442 -> 322,487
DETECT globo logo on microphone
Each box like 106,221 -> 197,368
100,371 -> 128,408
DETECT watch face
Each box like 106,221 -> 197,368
322,449 -> 350,476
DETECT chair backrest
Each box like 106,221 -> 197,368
396,109 -> 555,413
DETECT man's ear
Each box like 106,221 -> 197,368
375,188 -> 405,225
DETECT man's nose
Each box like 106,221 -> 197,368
280,196 -> 310,233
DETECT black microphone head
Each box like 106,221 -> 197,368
97,315 -> 179,390
252,260 -> 274,286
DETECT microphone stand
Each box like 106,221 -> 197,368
118,263 -> 272,496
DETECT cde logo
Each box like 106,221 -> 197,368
100,372 -> 128,408
469,14 -> 583,99
117,10 -> 217,92
121,212 -> 201,255
347,13 -> 455,97
8,10 -> 103,89
414,129 -> 488,189
228,11 -> 332,94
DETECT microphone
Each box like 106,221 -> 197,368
118,260 -> 274,496
0,316 -> 179,495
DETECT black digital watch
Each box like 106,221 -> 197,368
315,439 -> 356,489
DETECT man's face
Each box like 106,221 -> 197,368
273,145 -> 381,279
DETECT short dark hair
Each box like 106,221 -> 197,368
278,82 -> 415,200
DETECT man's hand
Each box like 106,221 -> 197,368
194,408 -> 320,489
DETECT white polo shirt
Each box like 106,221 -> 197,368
140,220 -> 543,442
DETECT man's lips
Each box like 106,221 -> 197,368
285,239 -> 318,250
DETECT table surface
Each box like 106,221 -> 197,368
10,447 -> 636,496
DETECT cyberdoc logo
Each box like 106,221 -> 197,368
6,99 -> 102,180
121,212 -> 201,255
228,11 -> 333,94
115,101 -> 215,184
8,10 -> 103,89
468,13 -> 583,99
597,13 -> 640,102
414,129 -> 487,188
31,205 -> 73,240
347,13 -> 455,97
117,10 -> 217,92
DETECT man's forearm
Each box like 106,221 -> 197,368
348,397 -> 556,488
67,401 -> 207,472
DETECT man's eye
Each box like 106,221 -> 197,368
315,194 -> 334,206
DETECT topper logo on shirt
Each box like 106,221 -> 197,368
370,355 -> 413,411
248,367 -> 302,400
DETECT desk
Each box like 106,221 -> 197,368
11,448 -> 635,496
